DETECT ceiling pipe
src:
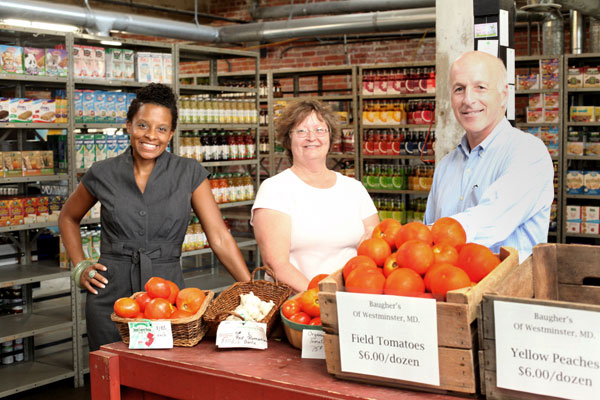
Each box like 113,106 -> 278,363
252,0 -> 435,20
552,0 -> 600,19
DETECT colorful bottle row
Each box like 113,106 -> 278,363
180,130 -> 256,162
362,99 -> 436,126
362,163 -> 434,191
362,68 -> 436,95
209,172 -> 255,204
372,195 -> 428,225
179,96 -> 258,125
363,129 -> 435,156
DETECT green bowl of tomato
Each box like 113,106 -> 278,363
280,292 -> 323,349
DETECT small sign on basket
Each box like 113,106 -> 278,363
301,330 -> 325,359
216,320 -> 268,349
128,320 -> 173,349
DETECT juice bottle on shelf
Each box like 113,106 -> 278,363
246,130 -> 256,159
228,131 -> 238,160
220,131 -> 230,161
209,177 -> 219,202
179,132 -> 190,159
182,218 -> 193,252
242,172 -> 254,200
226,173 -> 237,202
191,216 -> 202,250
180,97 -> 189,124
238,132 -> 248,159
200,130 -> 209,160
193,131 -> 203,162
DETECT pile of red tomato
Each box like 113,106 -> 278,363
113,277 -> 206,320
344,217 -> 501,300
281,274 -> 328,326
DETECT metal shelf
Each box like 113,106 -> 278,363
566,194 -> 600,200
566,87 -> 600,93
276,94 -> 354,101
516,123 -> 559,128
363,154 -> 434,160
515,89 -> 560,95
0,174 -> 68,183
0,307 -> 72,342
0,358 -> 75,398
565,232 -> 600,239
73,78 -> 150,88
366,189 -> 430,195
181,237 -> 257,258
179,124 -> 256,130
0,221 -> 57,233
202,159 -> 259,167
327,153 -> 357,159
81,217 -> 101,225
361,124 -> 433,129
566,122 -> 600,126
74,123 -> 126,130
0,123 -> 69,129
217,200 -> 254,209
0,74 -> 67,84
179,84 -> 258,94
361,93 -> 435,99
566,155 -> 600,161
0,262 -> 68,288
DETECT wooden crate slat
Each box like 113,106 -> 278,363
557,284 -> 600,304
556,244 -> 600,284
532,243 -> 559,300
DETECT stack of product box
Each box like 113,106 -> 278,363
75,134 -> 130,169
1,151 -> 54,177
74,90 -> 135,124
566,205 -> 600,234
526,92 -> 559,124
0,97 -> 67,124
527,126 -> 559,156
0,195 -> 58,226
567,130 -> 600,156
566,170 -> 600,195
0,45 -> 68,76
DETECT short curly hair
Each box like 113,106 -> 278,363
275,99 -> 341,162
127,83 -> 178,131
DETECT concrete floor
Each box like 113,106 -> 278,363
4,376 -> 90,400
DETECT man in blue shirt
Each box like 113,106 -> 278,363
424,51 -> 554,261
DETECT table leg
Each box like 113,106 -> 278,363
90,350 -> 121,400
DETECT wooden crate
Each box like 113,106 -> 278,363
318,246 -> 519,395
479,243 -> 600,400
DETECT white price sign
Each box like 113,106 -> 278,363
216,320 -> 268,349
495,300 -> 600,400
336,292 -> 439,386
128,320 -> 173,349
301,329 -> 325,359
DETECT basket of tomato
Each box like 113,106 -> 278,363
280,273 -> 327,349
110,276 -> 214,347
203,266 -> 292,336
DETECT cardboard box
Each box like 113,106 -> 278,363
8,198 -> 24,226
94,91 -> 107,123
570,106 -> 595,122
106,134 -> 119,158
541,71 -> 559,89
566,205 -> 581,221
82,90 -> 96,123
91,46 -> 106,79
115,92 -> 127,123
541,126 -> 559,157
40,151 -> 54,175
583,66 -> 600,88
586,131 -> 600,156
544,108 -> 559,123
582,206 -> 599,222
23,47 -> 45,76
151,53 -> 164,83
566,170 -> 584,194
22,197 -> 37,224
105,92 -> 117,123
48,195 -> 62,222
75,135 -> 85,168
117,134 -> 130,154
480,244 -> 600,400
543,92 -> 559,108
582,222 -> 599,234
567,67 -> 583,88
122,49 -> 135,81
83,134 -> 96,168
94,134 -> 106,161
0,199 -> 10,226
33,99 -> 56,123
0,98 -> 9,122
136,52 -> 153,83
583,170 -> 600,195
320,248 -> 519,395
516,74 -> 539,90
105,48 -> 123,80
528,93 -> 542,108
22,151 -> 41,176
37,196 -> 49,222
73,45 -> 86,77
567,130 -> 584,155
526,107 -> 543,124
4,152 -> 22,177
74,90 -> 83,123
45,48 -> 67,77
540,58 -> 559,74
163,53 -> 172,84
10,98 -> 32,123
0,45 -> 23,74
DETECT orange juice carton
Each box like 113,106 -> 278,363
93,91 -> 107,123
24,47 -> 45,76
45,48 -> 67,77
33,99 -> 56,123
91,46 -> 105,79
22,151 -> 41,176
526,107 -> 543,123
136,52 -> 153,83
123,49 -> 135,81
40,151 -> 54,175
0,199 -> 10,226
22,197 -> 37,224
543,107 -> 559,123
566,170 -> 584,194
528,93 -> 542,108
37,196 -> 49,222
583,170 -> 600,195
163,53 -> 172,84
94,134 -> 106,161
543,92 -> 559,108
0,98 -> 9,122
566,205 -> 581,233
4,151 -> 22,177
8,198 -> 24,226
105,92 -> 117,124
541,71 -> 559,89
570,106 -> 594,122
585,131 -> 600,156
82,90 -> 95,123
539,58 -> 559,74
150,52 -> 164,83
567,66 -> 583,88
105,48 -> 123,80
567,130 -> 584,155
583,67 -> 600,88
83,134 -> 96,168
0,45 -> 23,74
115,92 -> 127,123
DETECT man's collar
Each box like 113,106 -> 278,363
457,118 -> 510,156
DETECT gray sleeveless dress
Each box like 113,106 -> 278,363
81,147 -> 209,351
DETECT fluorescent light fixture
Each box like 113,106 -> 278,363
3,19 -> 79,32
100,40 -> 122,46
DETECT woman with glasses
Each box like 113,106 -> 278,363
59,83 -> 251,351
251,99 -> 379,293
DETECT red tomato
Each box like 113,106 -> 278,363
372,219 -> 402,250
357,237 -> 391,267
298,288 -> 320,318
114,297 -> 140,318
346,267 -> 385,294
281,299 -> 301,319
342,255 -> 377,280
432,243 -> 459,266
383,268 -> 425,297
431,217 -> 467,248
166,280 -> 180,304
382,252 -> 399,278
395,222 -> 433,248
289,312 -> 311,325
457,243 -> 501,282
144,298 -> 173,319
309,317 -> 322,326
175,287 -> 206,314
170,309 -> 194,319
429,264 -> 471,301
307,273 -> 329,291
396,239 -> 434,276
133,292 -> 151,313
144,277 -> 171,299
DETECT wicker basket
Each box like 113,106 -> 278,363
110,289 -> 214,347
203,267 -> 292,336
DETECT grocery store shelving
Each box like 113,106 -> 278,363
0,174 -> 67,184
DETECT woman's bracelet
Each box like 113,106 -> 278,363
72,260 -> 95,289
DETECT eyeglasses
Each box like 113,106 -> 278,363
291,127 -> 329,138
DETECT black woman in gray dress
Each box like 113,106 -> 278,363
59,83 -> 251,351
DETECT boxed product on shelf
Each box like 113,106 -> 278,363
47,195 -> 63,222
8,198 -> 24,226
23,197 -> 37,224
83,134 -> 96,168
32,99 -> 56,123
117,134 -> 130,154
123,49 -> 135,80
570,105 -> 595,122
94,91 -> 107,122
516,73 -> 539,90
567,66 -> 584,88
540,58 -> 559,74
583,170 -> 600,195
91,46 -> 106,79
126,92 -> 136,110
526,107 -> 543,123
0,98 -> 8,122
543,92 -> 559,108
544,108 -> 559,123
106,134 -> 119,158
22,151 -> 41,176
528,93 -> 542,108
583,66 -> 600,88
0,199 -> 8,226
105,48 -> 123,79
95,134 -> 107,161
566,205 -> 581,233
82,90 -> 95,122
40,150 -> 54,175
23,47 -> 45,76
3,152 -> 22,177
136,52 -> 153,82
586,131 -> 600,155
582,206 -> 600,234
74,90 -> 83,123
541,71 -> 559,89
37,196 -> 49,222
73,45 -> 86,77
47,132 -> 67,169
75,135 -> 85,168
45,48 -> 67,76
9,98 -> 33,123
105,92 -> 117,123
115,92 -> 127,123
566,169 -> 584,194
151,53 -> 164,83
0,45 -> 23,74
541,126 -> 559,156
163,53 -> 173,83
567,129 -> 584,155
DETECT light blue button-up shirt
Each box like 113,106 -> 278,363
424,118 -> 554,262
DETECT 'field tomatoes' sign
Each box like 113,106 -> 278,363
495,300 -> 600,400
336,292 -> 439,386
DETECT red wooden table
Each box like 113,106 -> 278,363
90,339 -> 466,400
